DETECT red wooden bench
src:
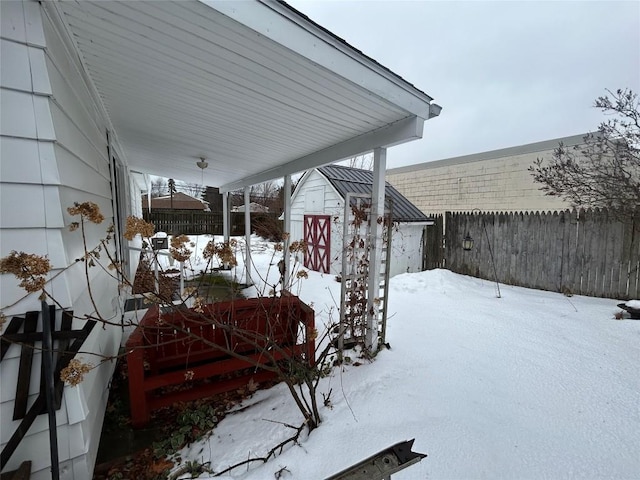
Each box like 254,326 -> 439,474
125,296 -> 315,428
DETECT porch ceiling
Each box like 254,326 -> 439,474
50,0 -> 439,192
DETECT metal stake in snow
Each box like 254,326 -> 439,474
325,439 -> 426,480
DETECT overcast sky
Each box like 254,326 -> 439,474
286,0 -> 640,169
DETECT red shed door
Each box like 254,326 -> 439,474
304,215 -> 331,273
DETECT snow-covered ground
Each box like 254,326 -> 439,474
153,236 -> 640,479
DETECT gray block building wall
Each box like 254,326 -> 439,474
386,134 -> 586,215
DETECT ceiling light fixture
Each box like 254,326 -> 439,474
196,157 -> 208,170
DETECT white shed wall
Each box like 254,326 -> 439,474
1,2 -> 125,477
290,170 -> 344,276
388,223 -> 424,277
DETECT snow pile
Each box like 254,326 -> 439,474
624,299 -> 640,309
154,236 -> 640,479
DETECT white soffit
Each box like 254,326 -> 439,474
52,0 -> 439,192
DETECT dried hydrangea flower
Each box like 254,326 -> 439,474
123,216 -> 155,240
60,358 -> 93,386
193,296 -> 204,313
181,286 -> 197,299
0,251 -> 51,293
170,235 -> 192,262
289,240 -> 307,253
203,241 -> 237,266
67,202 -> 105,224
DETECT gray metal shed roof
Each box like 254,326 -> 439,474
317,165 -> 430,223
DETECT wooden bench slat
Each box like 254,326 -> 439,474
125,296 -> 315,428
147,370 -> 278,411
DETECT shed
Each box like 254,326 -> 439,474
290,165 -> 432,278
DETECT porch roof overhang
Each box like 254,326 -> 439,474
49,0 -> 440,193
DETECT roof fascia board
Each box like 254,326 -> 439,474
289,169 -> 312,205
203,0 -> 433,118
220,115 -> 424,192
406,221 -> 435,226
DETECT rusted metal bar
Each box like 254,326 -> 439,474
325,439 -> 426,480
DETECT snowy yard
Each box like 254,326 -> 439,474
161,237 -> 639,479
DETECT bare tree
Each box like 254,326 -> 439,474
347,153 -> 373,170
150,178 -> 167,197
229,181 -> 282,212
530,88 -> 639,222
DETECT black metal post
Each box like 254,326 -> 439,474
41,302 -> 60,480
480,216 -> 501,298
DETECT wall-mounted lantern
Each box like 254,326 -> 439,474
462,232 -> 474,251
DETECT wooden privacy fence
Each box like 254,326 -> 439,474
428,209 -> 639,299
422,214 -> 445,270
142,210 -> 281,236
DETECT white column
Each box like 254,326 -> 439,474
283,175 -> 292,288
366,147 -> 386,351
244,187 -> 252,285
222,191 -> 230,242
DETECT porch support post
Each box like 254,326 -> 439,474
244,187 -> 252,285
283,174 -> 292,288
222,191 -> 230,242
366,147 -> 386,351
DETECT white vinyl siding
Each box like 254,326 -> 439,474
0,2 -> 123,478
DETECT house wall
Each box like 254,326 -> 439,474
386,135 -> 582,216
1,2 -> 126,477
